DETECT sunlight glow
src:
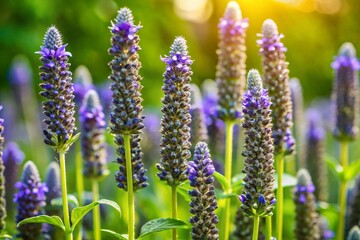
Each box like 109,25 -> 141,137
275,0 -> 341,14
174,0 -> 213,23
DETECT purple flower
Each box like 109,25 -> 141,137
289,78 -> 305,168
258,19 -> 295,156
201,80 -> 225,158
188,142 -> 219,240
74,65 -> 95,105
45,162 -> 61,209
108,8 -> 144,135
240,69 -> 276,217
233,206 -> 254,239
14,161 -> 48,240
80,90 -> 108,179
156,37 -> 192,186
3,142 -> 24,219
216,1 -> 248,122
189,84 -> 208,151
36,26 -> 76,153
142,112 -> 161,164
331,42 -> 360,141
293,169 -> 320,239
305,109 -> 327,202
318,217 -> 334,240
115,134 -> 148,191
9,55 -> 32,85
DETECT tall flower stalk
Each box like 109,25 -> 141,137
45,162 -> 63,239
9,56 -> 48,165
216,2 -> 248,238
239,69 -> 276,240
3,142 -> 24,220
36,26 -> 77,240
14,161 -> 48,240
293,169 -> 320,240
79,90 -> 108,240
289,78 -> 305,172
305,110 -> 327,201
331,42 -> 360,240
257,19 -> 295,240
188,142 -> 219,240
108,8 -> 146,240
190,84 -> 208,151
156,36 -> 192,240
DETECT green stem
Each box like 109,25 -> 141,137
276,154 -> 284,240
75,141 -> 84,206
124,134 -> 135,240
59,152 -> 73,240
265,216 -> 272,240
337,142 -> 348,240
252,216 -> 260,240
92,180 -> 101,240
223,121 -> 234,240
74,141 -> 83,240
172,185 -> 178,240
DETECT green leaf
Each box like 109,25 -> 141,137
325,155 -> 343,180
17,215 -> 65,231
0,233 -> 12,239
213,171 -> 230,192
71,199 -> 121,231
51,194 -> 79,208
216,191 -> 238,200
177,180 -> 191,202
137,218 -> 190,239
231,173 -> 245,193
344,160 -> 360,181
274,173 -> 297,189
101,229 -> 128,240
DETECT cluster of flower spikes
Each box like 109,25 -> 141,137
188,142 -> 219,240
305,110 -> 327,202
202,80 -> 225,158
239,69 -> 276,217
108,7 -> 144,136
36,26 -> 76,153
14,161 -> 48,240
80,90 -> 109,179
289,78 -> 305,167
44,162 -> 62,239
3,142 -> 24,218
216,1 -> 248,122
189,84 -> 208,151
114,134 -> 148,191
108,8 -> 147,191
257,19 -> 295,156
45,162 -> 61,214
156,37 -> 193,187
232,207 -> 253,239
331,42 -> 360,141
0,107 -> 5,232
293,169 -> 320,240
73,65 -> 95,105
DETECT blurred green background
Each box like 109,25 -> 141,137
1,0 -> 359,107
